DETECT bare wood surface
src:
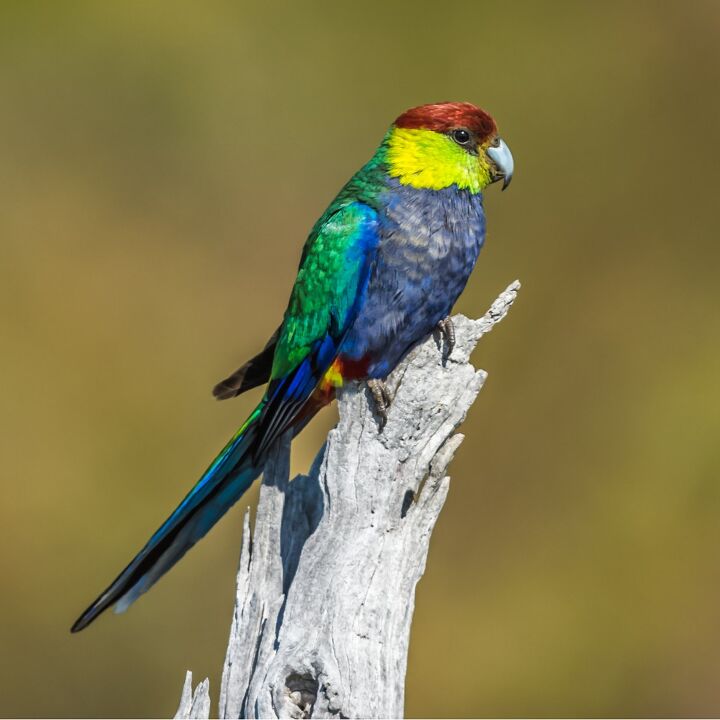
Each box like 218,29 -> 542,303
174,281 -> 520,719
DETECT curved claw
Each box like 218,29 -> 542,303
367,379 -> 391,430
437,316 -> 455,356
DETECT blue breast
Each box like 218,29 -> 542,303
340,179 -> 486,377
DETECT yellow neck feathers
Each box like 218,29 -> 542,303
385,127 -> 493,193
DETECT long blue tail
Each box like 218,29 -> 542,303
71,405 -> 265,632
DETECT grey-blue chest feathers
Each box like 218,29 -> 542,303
341,179 -> 486,377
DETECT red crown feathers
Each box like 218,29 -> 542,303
394,102 -> 497,141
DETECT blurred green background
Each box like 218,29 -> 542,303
2,1 -> 720,716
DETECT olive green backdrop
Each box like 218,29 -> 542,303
2,1 -> 720,717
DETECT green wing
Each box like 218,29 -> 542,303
271,201 -> 380,379
251,201 -> 380,456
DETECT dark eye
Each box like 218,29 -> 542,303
452,128 -> 471,145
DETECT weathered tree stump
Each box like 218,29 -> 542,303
175,280 -> 520,720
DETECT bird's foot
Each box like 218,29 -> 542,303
436,316 -> 455,358
367,379 -> 391,430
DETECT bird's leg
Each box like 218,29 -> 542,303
436,316 -> 456,357
367,378 -> 391,430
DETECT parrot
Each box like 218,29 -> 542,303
71,101 -> 513,632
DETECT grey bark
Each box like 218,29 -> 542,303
175,280 -> 520,720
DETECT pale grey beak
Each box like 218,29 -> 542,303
486,137 -> 514,190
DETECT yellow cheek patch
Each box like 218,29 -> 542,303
386,128 -> 492,193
